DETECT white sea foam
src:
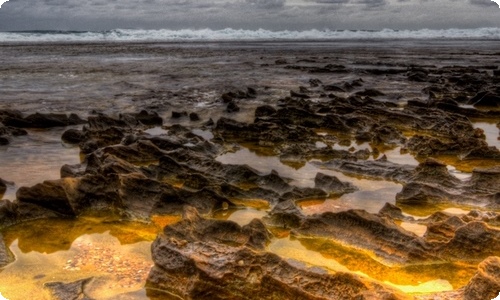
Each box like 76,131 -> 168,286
0,27 -> 500,42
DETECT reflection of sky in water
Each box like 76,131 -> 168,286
1,233 -> 152,300
0,127 -> 81,200
0,217 -> 168,300
269,236 -> 456,294
474,122 -> 500,150
216,147 -> 403,214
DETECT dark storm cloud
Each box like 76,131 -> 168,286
0,0 -> 499,31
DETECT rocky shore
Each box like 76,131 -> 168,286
1,41 -> 500,299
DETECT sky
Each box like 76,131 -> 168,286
0,0 -> 499,31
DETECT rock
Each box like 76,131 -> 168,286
61,129 -> 85,144
275,58 -> 288,65
378,202 -> 409,221
323,84 -> 346,92
16,179 -> 78,216
266,200 -> 304,228
226,101 -> 240,113
0,199 -> 61,229
424,216 -> 466,242
0,233 -> 14,268
312,159 -> 415,183
436,222 -> 500,261
469,167 -> 500,194
355,89 -> 385,97
132,110 -> 163,126
171,111 -> 187,119
87,114 -> 131,130
463,256 -> 500,300
0,179 -> 6,195
146,207 -> 405,300
189,112 -> 200,121
45,277 -> 94,300
314,172 -> 357,195
469,92 -> 500,108
4,112 -> 85,128
290,90 -> 310,99
0,136 -> 9,146
293,210 -> 433,263
254,105 -> 276,118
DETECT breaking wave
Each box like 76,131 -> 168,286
1,27 -> 500,42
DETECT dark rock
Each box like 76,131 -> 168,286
45,277 -> 94,300
355,89 -> 385,97
61,129 -> 85,144
221,93 -> 234,103
189,112 -> 200,121
133,110 -> 163,126
0,232 -> 14,268
246,87 -> 257,98
469,167 -> 500,194
323,84 -> 346,92
410,158 -> 461,188
87,114 -> 131,130
171,111 -> 187,119
226,101 -> 240,113
378,203 -> 409,221
0,136 -> 8,146
4,113 -> 85,128
463,256 -> 500,300
254,105 -> 276,118
309,78 -> 322,87
16,179 -> 77,216
312,159 -> 415,183
0,179 -> 6,195
275,58 -> 288,65
314,172 -> 357,195
290,90 -> 310,99
266,200 -> 304,228
280,187 -> 327,201
469,92 -> 500,108
0,199 -> 61,229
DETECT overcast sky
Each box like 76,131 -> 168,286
0,0 -> 499,31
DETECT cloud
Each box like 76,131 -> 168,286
469,0 -> 498,6
0,0 -> 9,8
0,0 -> 499,31
245,0 -> 286,9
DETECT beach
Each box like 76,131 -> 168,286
1,39 -> 500,299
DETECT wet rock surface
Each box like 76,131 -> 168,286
1,41 -> 500,299
45,278 -> 94,300
0,233 -> 14,268
146,207 -> 406,300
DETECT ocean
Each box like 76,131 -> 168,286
0,27 -> 500,43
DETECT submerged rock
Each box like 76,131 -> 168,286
45,277 -> 94,300
0,233 -> 14,268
